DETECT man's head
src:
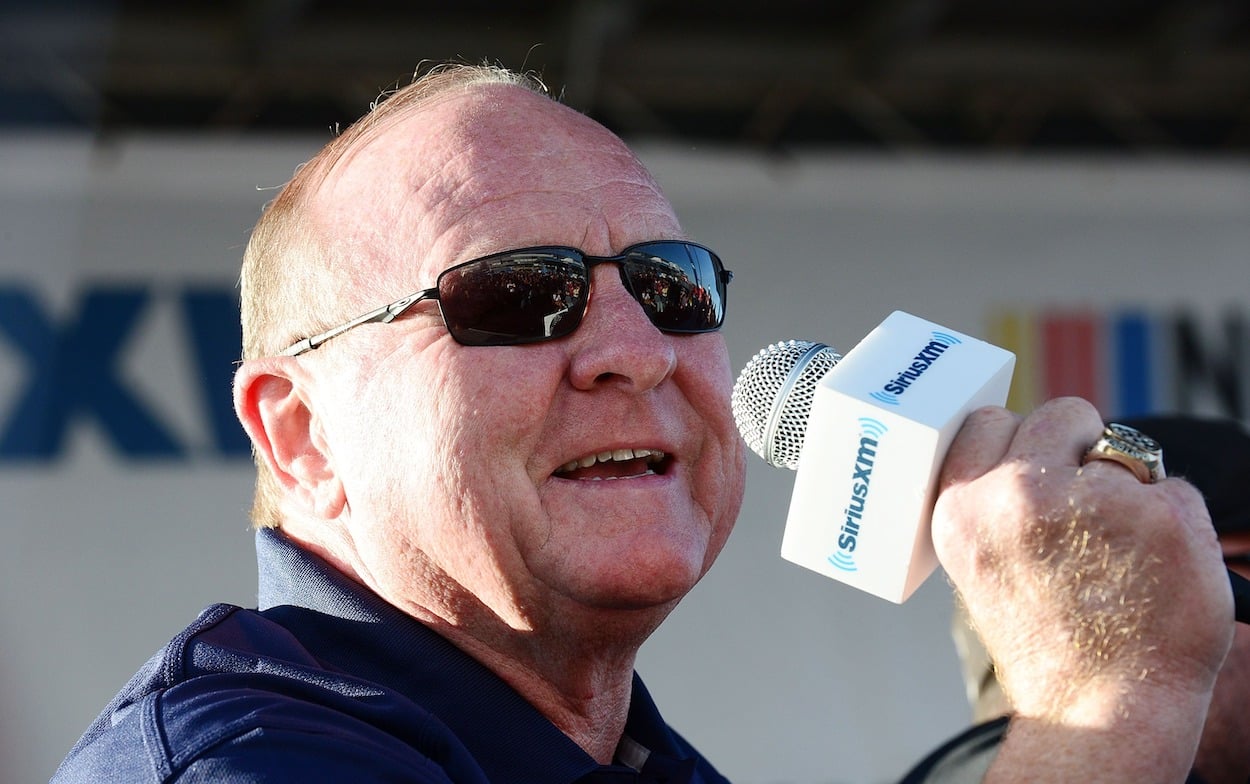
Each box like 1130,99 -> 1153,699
232,63 -> 747,646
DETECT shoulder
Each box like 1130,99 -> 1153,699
54,604 -> 481,783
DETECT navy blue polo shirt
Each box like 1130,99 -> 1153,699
54,529 -> 729,783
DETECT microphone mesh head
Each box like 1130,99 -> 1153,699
731,340 -> 841,470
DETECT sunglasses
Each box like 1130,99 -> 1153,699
282,240 -> 732,354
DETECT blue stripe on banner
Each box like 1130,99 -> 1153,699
1113,311 -> 1154,417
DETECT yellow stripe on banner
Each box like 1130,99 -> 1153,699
986,309 -> 1037,414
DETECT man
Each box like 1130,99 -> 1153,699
901,415 -> 1250,784
54,63 -> 1233,782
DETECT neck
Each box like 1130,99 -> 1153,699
430,612 -> 647,764
419,579 -> 673,764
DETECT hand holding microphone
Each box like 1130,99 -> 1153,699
732,311 -> 1015,601
731,309 -> 1248,623
733,312 -> 1239,780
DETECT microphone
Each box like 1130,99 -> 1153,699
732,311 -> 1016,602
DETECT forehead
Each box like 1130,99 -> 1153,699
312,85 -> 682,288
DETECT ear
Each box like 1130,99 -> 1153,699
233,357 -> 347,520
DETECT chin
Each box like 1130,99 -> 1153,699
596,582 -> 692,612
528,522 -> 718,612
572,554 -> 706,612
569,590 -> 685,646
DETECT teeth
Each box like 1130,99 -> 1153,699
558,448 -> 665,475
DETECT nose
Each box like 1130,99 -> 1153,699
566,265 -> 678,392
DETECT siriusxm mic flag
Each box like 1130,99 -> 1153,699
782,311 -> 1015,602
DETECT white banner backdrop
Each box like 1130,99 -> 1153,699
2,133 -> 1247,784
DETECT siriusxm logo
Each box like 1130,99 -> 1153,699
827,417 -> 888,573
869,331 -> 962,406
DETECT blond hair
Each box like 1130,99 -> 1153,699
239,63 -> 550,528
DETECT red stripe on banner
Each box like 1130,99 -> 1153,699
1041,311 -> 1101,407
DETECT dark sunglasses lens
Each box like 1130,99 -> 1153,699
437,253 -> 588,346
621,242 -> 726,333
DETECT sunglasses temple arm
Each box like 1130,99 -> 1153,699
281,304 -> 398,356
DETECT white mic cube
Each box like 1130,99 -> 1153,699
781,311 -> 1015,602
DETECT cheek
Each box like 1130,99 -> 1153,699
335,366 -> 534,580
318,349 -> 468,513
682,339 -> 748,547
699,426 -> 747,569
438,352 -> 562,470
361,349 -> 558,518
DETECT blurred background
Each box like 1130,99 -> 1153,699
6,0 -> 1249,150
2,2 -> 1248,783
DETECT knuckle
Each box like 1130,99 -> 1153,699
964,405 -> 1018,429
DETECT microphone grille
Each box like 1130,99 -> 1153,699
731,340 -> 841,470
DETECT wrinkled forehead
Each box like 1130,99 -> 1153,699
308,85 -> 680,290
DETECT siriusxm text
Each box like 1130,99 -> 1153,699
836,436 -> 878,553
881,339 -> 951,396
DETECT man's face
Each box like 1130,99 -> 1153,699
302,86 -> 747,636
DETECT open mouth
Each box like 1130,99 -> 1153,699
554,448 -> 670,481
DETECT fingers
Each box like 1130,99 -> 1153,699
940,397 -> 1105,489
939,405 -> 1020,488
1002,396 -> 1106,470
940,397 -> 1120,490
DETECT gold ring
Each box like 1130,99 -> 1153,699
1081,422 -> 1166,484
